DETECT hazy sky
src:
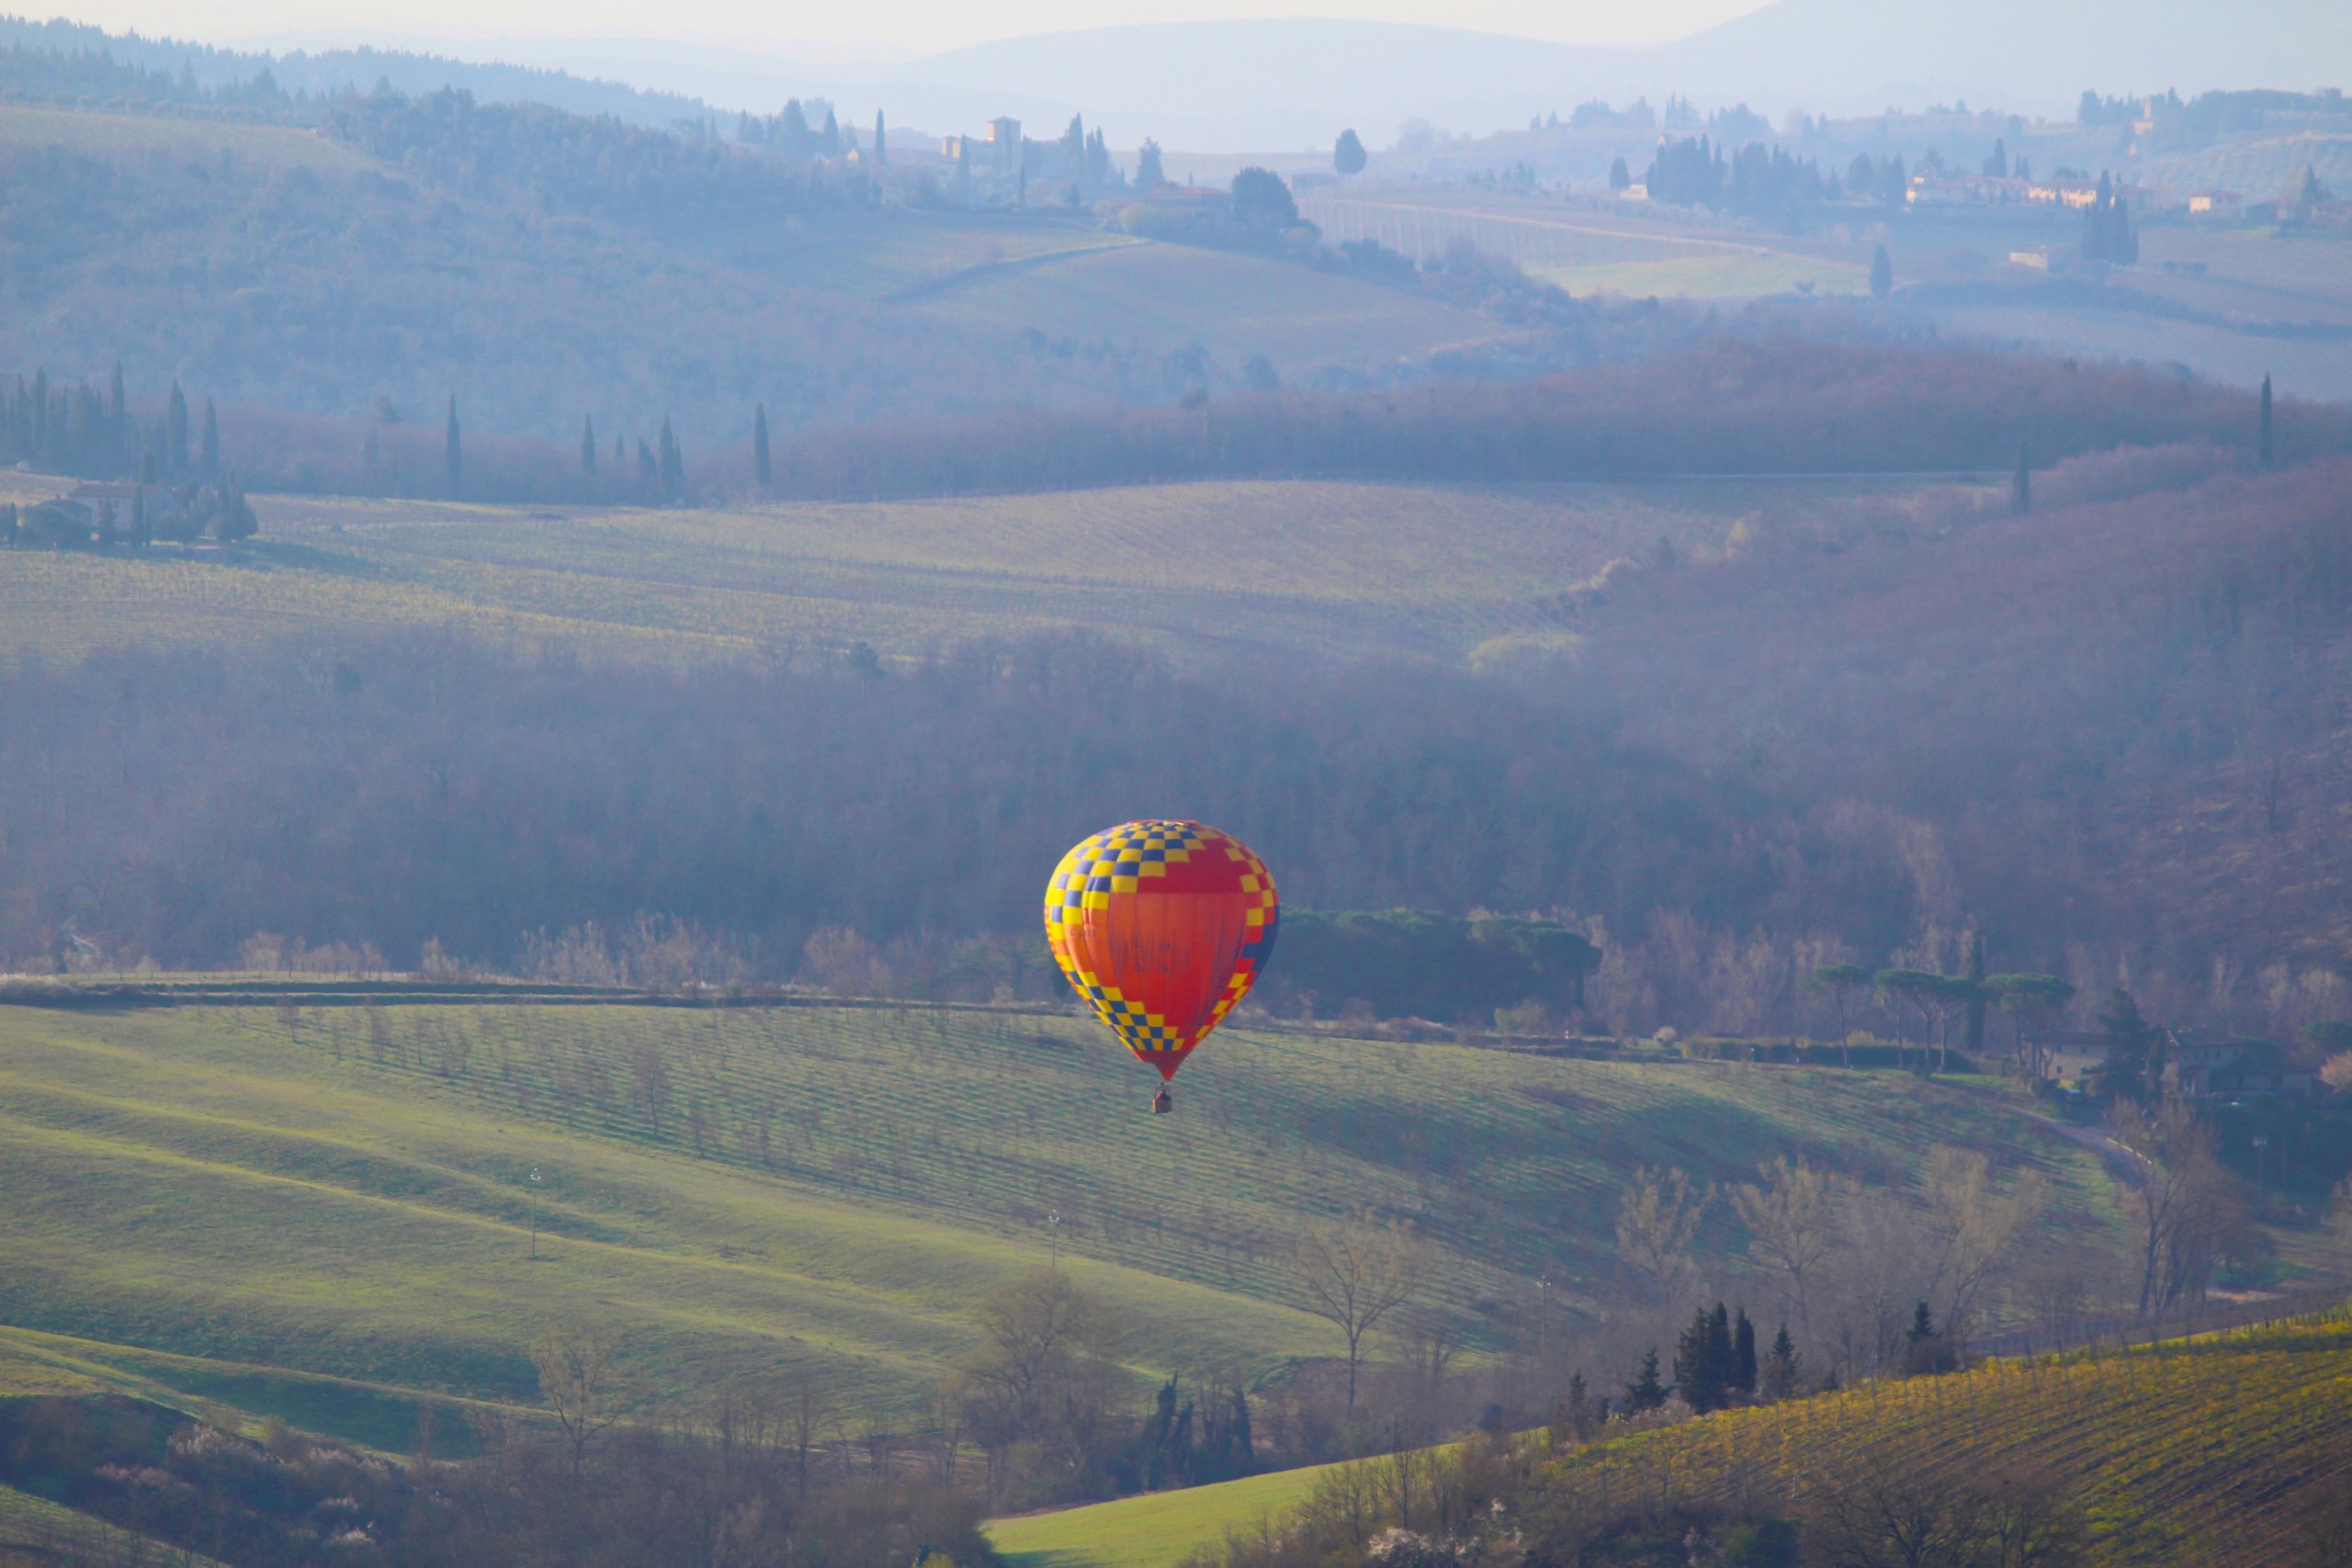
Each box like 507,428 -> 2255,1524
53,0 -> 1771,61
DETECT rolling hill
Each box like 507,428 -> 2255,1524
989,1307 -> 2352,1568
0,476 -> 1901,667
0,994 -> 2122,1444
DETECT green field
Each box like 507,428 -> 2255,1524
910,243 -> 1505,372
0,998 -> 2120,1442
1934,302 -> 2352,402
0,101 -> 371,173
992,1310 -> 2352,1568
989,1455 -> 1357,1568
1527,254 -> 1871,299
0,477 -> 1938,667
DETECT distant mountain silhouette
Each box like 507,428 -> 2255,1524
18,0 -> 2346,152
876,1 -> 2351,148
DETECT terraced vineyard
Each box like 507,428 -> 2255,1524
994,1310 -> 2352,1568
0,478 -> 1910,666
1541,1309 -> 2352,1566
0,998 -> 2118,1441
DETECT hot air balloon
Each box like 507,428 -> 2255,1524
1044,819 -> 1278,1113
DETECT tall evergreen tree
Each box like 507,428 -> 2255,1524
444,396 -> 462,493
1869,243 -> 1893,300
581,415 -> 598,474
199,398 -> 219,477
753,402 -> 772,488
1733,1305 -> 1758,1398
1136,138 -> 1165,187
1674,1305 -> 1735,1413
658,415 -> 685,498
1623,1348 -> 1668,1412
2258,373 -> 2274,468
637,438 -> 658,485
874,109 -> 887,167
1759,1324 -> 1801,1400
1334,128 -> 1367,176
820,108 -> 840,157
1962,928 -> 1987,1055
166,380 -> 189,475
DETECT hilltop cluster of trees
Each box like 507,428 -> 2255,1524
734,97 -> 844,160
322,88 -> 861,225
1641,136 -> 1825,211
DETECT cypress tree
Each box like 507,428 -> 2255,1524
200,398 -> 219,477
130,488 -> 150,547
1869,243 -> 1893,300
107,363 -> 127,465
874,109 -> 886,167
166,380 -> 189,474
444,396 -> 462,493
1733,1305 -> 1758,1398
1962,929 -> 1986,1054
2258,373 -> 2274,468
638,437 -> 659,485
1760,1324 -> 1801,1400
658,415 -> 684,498
753,402 -> 772,488
614,434 -> 627,469
582,415 -> 598,474
1674,1306 -> 1729,1413
1623,1348 -> 1667,1412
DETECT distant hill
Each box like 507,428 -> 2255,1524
0,13 -> 719,128
379,1 -> 2352,152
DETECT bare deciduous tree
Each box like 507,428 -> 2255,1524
1291,1213 -> 1428,1407
1732,1156 -> 1850,1332
949,1267 -> 1124,1503
2113,1098 -> 2255,1316
1614,1166 -> 1711,1307
1919,1145 -> 2050,1343
530,1325 -> 621,1477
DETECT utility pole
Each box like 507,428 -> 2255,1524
529,1166 -> 543,1258
1046,1209 -> 1062,1269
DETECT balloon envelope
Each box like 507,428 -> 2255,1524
1044,820 -> 1279,1080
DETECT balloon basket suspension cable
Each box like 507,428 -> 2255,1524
1152,1084 -> 1173,1116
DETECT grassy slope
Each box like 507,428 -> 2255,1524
0,478 -> 1928,666
910,244 -> 1505,371
0,1000 -> 2118,1442
991,1311 -> 2352,1568
989,1458 -> 1353,1568
0,101 -> 370,173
